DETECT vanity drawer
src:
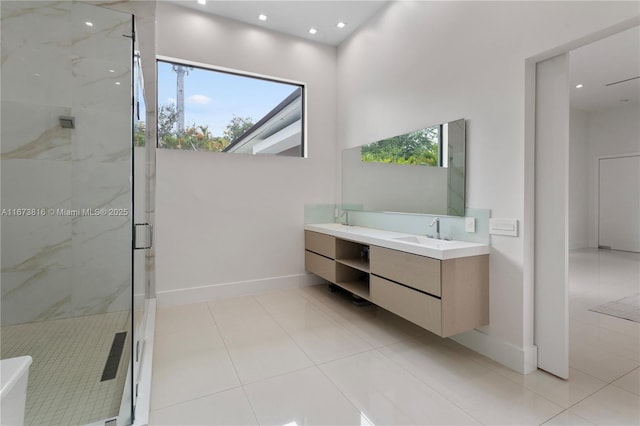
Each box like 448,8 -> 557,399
370,276 -> 441,335
370,246 -> 441,296
305,250 -> 336,282
305,230 -> 336,259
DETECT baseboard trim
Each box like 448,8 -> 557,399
451,329 -> 538,374
157,273 -> 325,307
569,240 -> 589,250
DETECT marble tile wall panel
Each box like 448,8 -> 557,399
0,1 -> 71,48
71,2 -> 132,62
1,159 -> 72,271
71,107 -> 131,163
72,57 -> 132,113
1,269 -> 72,325
1,1 -> 135,324
1,1 -> 72,106
0,48 -> 72,106
1,101 -> 72,161
71,258 -> 130,316
70,158 -> 131,315
67,1 -> 133,317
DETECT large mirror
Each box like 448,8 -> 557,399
342,118 -> 465,216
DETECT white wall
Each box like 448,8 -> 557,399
155,3 -> 337,303
570,104 -> 640,249
337,1 -> 638,371
586,104 -> 640,247
569,108 -> 590,249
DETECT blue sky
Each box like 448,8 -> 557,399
157,61 -> 298,136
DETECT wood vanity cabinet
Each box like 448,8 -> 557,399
304,230 -> 489,338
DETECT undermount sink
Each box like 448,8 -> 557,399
393,235 -> 454,245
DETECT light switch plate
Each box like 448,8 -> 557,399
489,218 -> 518,236
465,217 -> 475,233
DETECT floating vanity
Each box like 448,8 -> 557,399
304,223 -> 489,337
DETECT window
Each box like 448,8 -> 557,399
156,59 -> 305,156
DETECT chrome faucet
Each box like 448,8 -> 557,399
339,210 -> 350,226
429,217 -> 440,239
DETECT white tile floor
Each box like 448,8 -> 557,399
150,248 -> 639,425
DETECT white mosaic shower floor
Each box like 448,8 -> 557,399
1,311 -> 130,426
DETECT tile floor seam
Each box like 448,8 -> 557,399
205,295 -> 275,425
237,383 -> 261,425
245,294 -> 314,363
204,298 -> 219,325
570,361 -> 639,385
478,364 -> 612,410
317,355 -> 426,426
204,303 -> 245,385
312,363 -> 376,424
545,380 -> 610,415
251,290 -> 368,367
540,408 -> 593,426
562,383 -> 640,423
559,382 -> 634,417
372,344 -> 487,425
606,365 -> 640,384
149,384 -> 245,413
611,366 -> 640,393
237,363 -> 319,387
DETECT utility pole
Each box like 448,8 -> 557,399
172,65 -> 192,134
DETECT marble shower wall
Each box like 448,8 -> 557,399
1,1 -> 133,325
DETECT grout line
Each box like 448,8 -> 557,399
540,408 -> 594,426
148,384 -> 244,412
205,300 -> 261,425
372,343 -> 486,425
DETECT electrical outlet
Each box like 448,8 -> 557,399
465,217 -> 475,233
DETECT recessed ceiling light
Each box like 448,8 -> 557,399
109,69 -> 115,73
575,84 -> 583,88
85,21 -> 93,27
197,0 -> 206,5
258,14 -> 267,21
115,82 -> 121,85
309,28 -> 317,35
337,22 -> 346,29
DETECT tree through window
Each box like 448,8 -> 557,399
156,59 -> 305,156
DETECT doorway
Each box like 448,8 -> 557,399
532,23 -> 639,379
598,154 -> 640,252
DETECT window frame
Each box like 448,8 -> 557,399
155,55 -> 307,157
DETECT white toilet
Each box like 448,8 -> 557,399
1,356 -> 33,426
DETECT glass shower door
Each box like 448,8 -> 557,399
1,1 -> 136,424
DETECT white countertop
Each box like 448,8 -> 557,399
305,223 -> 490,260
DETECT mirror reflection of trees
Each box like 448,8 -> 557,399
361,126 -> 440,166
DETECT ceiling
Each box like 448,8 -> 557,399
169,1 -> 638,113
168,0 -> 390,46
570,26 -> 639,112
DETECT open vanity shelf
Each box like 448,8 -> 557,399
304,226 -> 489,337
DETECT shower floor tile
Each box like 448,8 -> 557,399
1,311 -> 130,426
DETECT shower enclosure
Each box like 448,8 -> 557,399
1,1 -> 152,424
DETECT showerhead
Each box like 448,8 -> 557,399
59,116 -> 75,129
